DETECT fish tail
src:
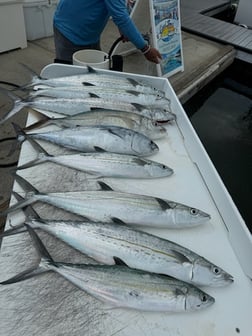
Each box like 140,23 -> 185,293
0,224 -> 54,285
0,89 -> 25,125
0,174 -> 39,218
18,63 -> 43,89
0,193 -> 41,239
12,124 -> 51,170
6,123 -> 26,158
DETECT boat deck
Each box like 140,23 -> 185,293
180,0 -> 252,56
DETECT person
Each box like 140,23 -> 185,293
53,0 -> 162,65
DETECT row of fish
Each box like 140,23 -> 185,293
0,66 -> 233,313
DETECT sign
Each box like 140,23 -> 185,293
149,0 -> 184,77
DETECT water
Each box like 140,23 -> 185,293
183,60 -> 252,233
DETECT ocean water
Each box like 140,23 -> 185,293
183,60 -> 252,233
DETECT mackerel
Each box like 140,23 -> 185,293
0,225 -> 215,312
2,204 -> 233,287
57,96 -> 172,120
30,86 -> 170,107
0,176 -> 211,229
17,138 -> 173,179
1,90 -> 173,125
0,91 -> 91,125
14,123 -> 159,156
24,110 -> 167,140
24,65 -> 166,97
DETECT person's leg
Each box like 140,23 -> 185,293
53,26 -> 101,64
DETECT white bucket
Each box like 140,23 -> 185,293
72,49 -> 110,69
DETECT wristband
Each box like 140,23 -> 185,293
141,44 -> 151,55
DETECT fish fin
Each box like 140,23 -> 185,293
25,224 -> 53,261
0,265 -> 47,285
0,89 -> 25,125
97,181 -> 114,191
126,90 -> 141,97
156,197 -> 172,210
82,82 -> 96,86
111,217 -> 126,225
13,191 -> 40,220
0,80 -> 21,89
113,257 -> 128,266
87,66 -> 96,73
94,146 -> 106,152
170,249 -> 191,264
14,173 -> 40,194
18,63 -> 43,89
0,174 -> 40,216
0,223 -> 26,238
12,128 -> 52,170
131,103 -> 145,111
89,93 -> 100,98
126,78 -> 141,87
0,224 -> 54,285
12,123 -> 26,149
0,192 -> 36,218
106,127 -> 125,139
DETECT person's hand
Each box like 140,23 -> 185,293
144,47 -> 162,64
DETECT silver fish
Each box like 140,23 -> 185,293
17,151 -> 174,179
0,225 -> 215,312
0,91 -> 91,125
1,176 -> 211,229
30,86 -> 170,107
3,206 -> 233,287
15,124 -> 159,156
55,96 -> 172,120
1,90 -> 174,124
25,65 -> 166,97
24,110 -> 167,140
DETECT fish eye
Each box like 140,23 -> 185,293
190,208 -> 199,216
212,266 -> 221,275
162,165 -> 167,169
201,294 -> 208,302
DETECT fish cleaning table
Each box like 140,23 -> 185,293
0,64 -> 252,336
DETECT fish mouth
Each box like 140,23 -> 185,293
225,273 -> 234,284
150,141 -> 159,152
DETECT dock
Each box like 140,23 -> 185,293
180,0 -> 252,62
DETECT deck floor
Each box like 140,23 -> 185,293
180,0 -> 252,55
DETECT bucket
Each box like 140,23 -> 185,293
72,49 -> 110,69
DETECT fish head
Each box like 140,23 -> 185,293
185,286 -> 215,311
145,162 -> 174,178
149,120 -> 167,137
131,134 -> 159,156
171,203 -> 211,228
192,258 -> 234,287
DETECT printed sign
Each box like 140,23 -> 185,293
149,0 -> 184,77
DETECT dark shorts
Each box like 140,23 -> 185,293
53,26 -> 101,64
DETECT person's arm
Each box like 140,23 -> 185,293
105,0 -> 161,64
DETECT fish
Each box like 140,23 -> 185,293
0,176 -> 211,229
23,65 -> 166,97
52,95 -> 172,120
0,90 -> 91,125
2,203 -> 233,287
16,136 -> 173,179
0,224 -> 215,312
0,90 -> 174,125
24,110 -> 168,140
14,123 -> 159,157
30,86 -> 171,107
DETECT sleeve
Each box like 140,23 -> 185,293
104,0 -> 147,49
